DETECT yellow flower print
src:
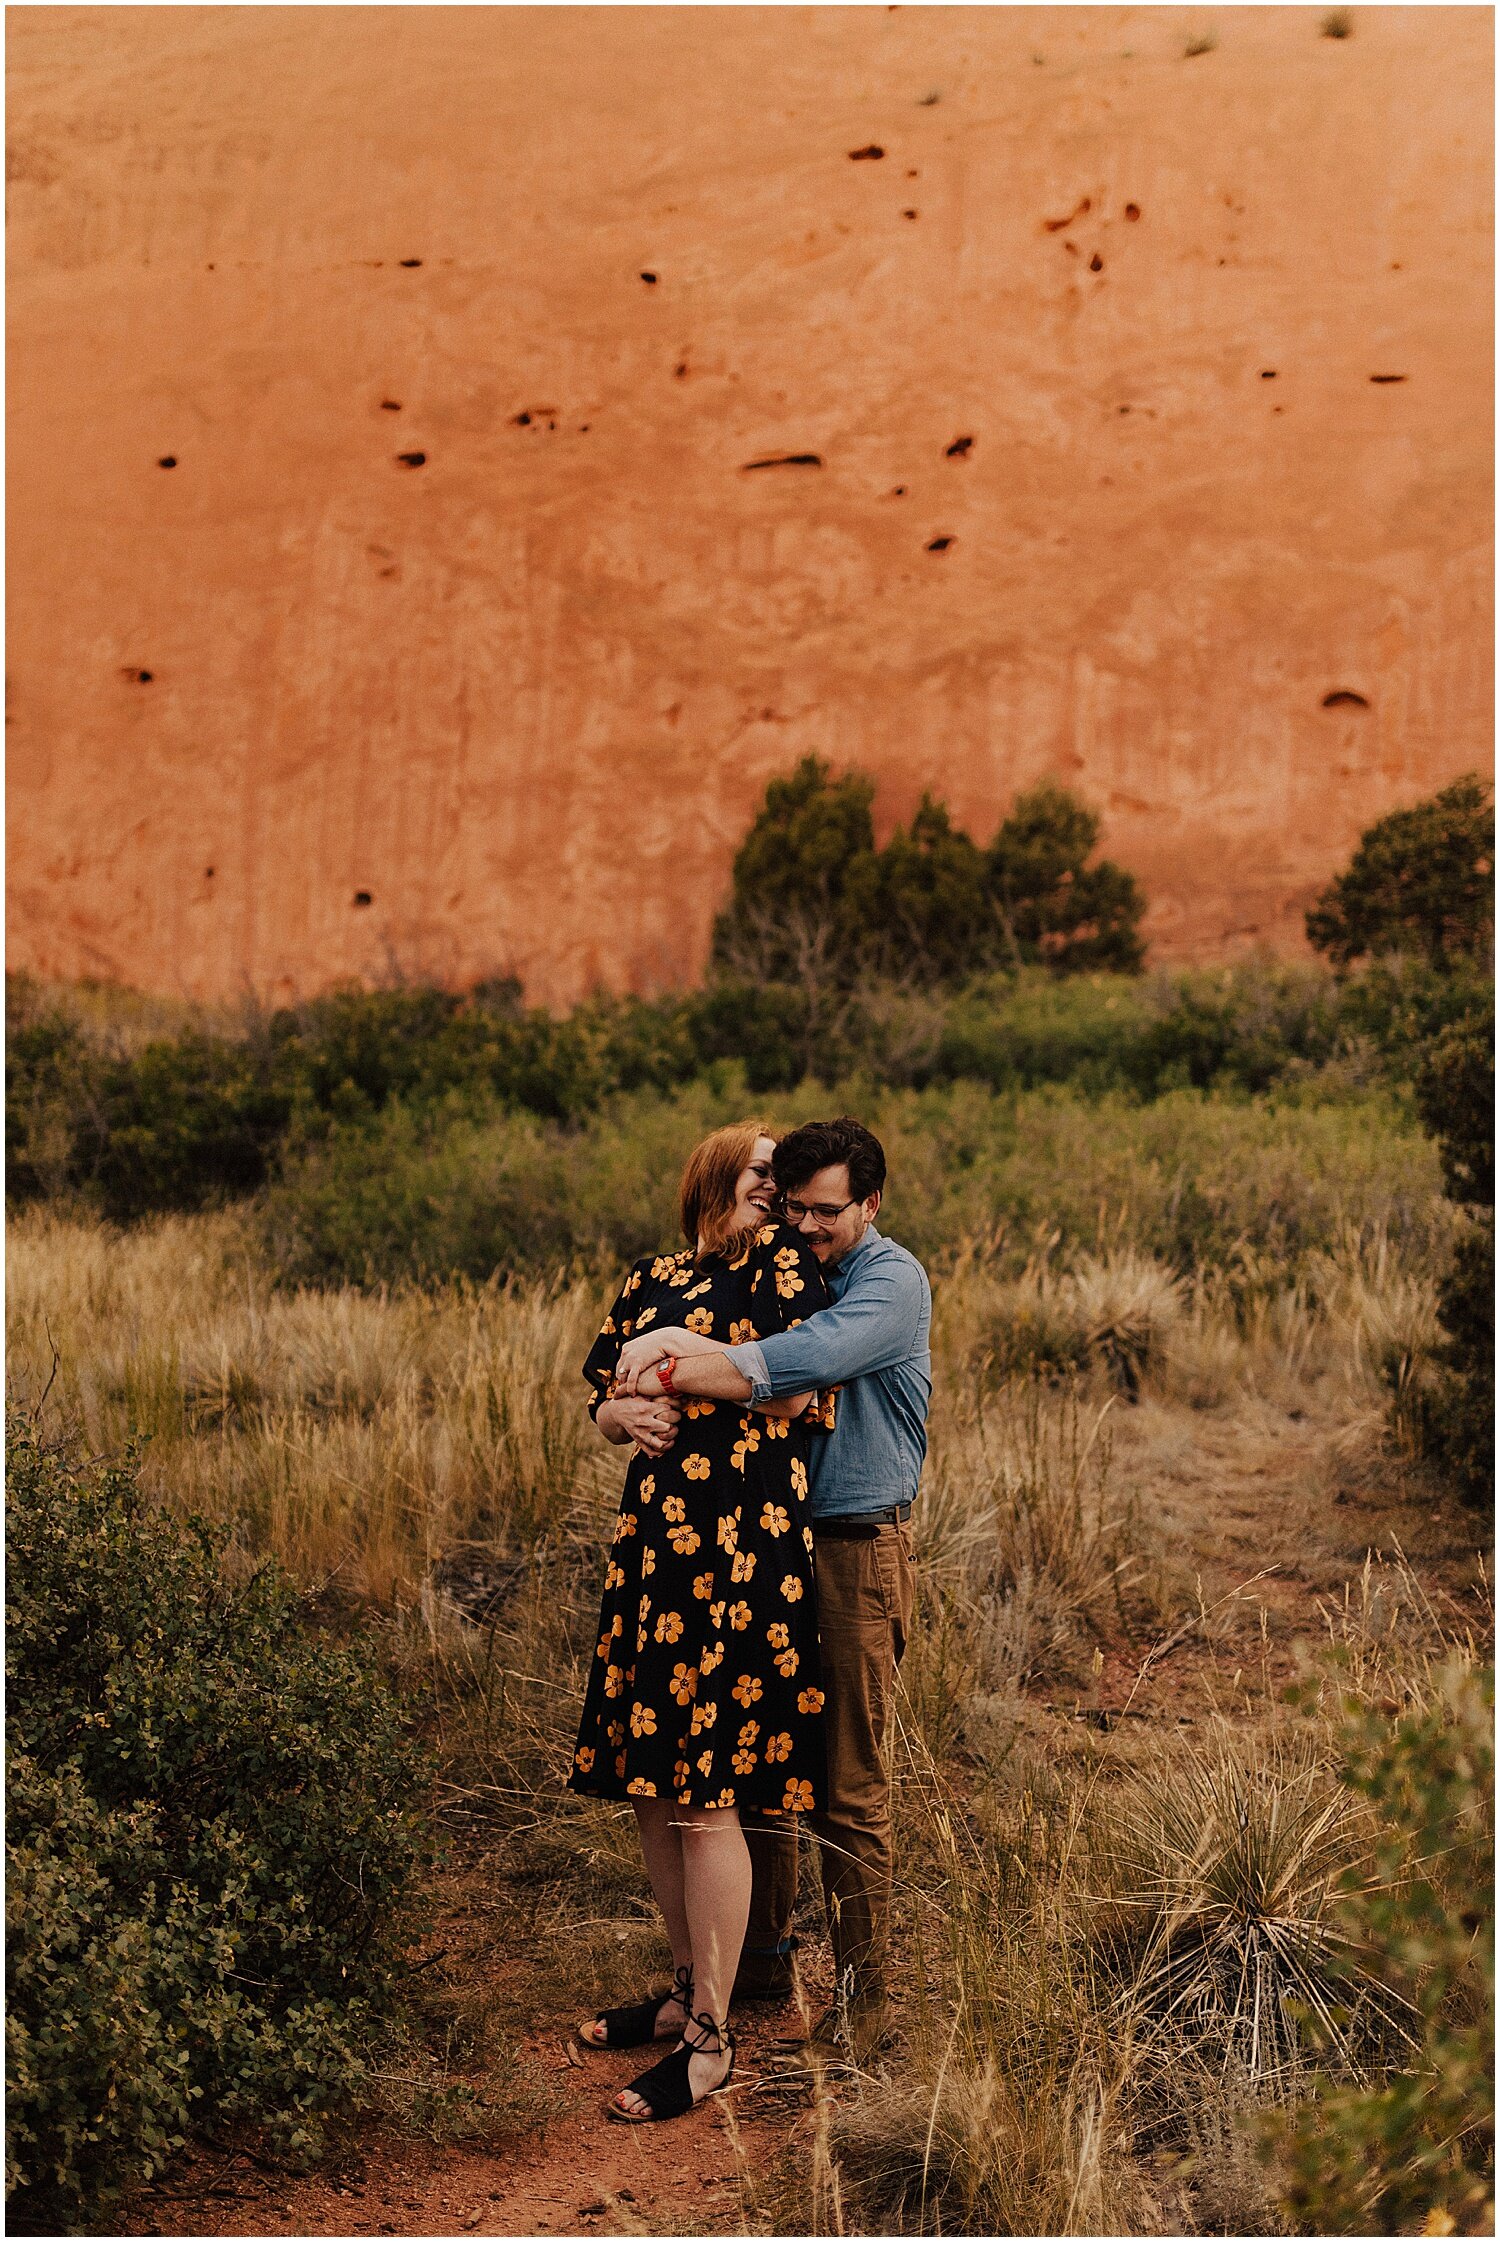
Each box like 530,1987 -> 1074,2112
729,1319 -> 759,1345
662,1493 -> 686,1524
629,1702 -> 658,1739
732,1748 -> 758,1775
685,1279 -> 712,1300
700,1641 -> 725,1675
731,1422 -> 762,1472
606,1719 -> 625,1747
774,1246 -> 800,1267
683,1454 -> 711,1482
766,1621 -> 790,1649
728,1601 -> 752,1631
732,1674 -> 764,1709
790,1458 -> 809,1498
685,1307 -> 714,1336
690,1700 -> 718,1735
641,1546 -> 656,1577
708,1600 -> 726,1630
757,1224 -> 779,1247
716,1516 -> 738,1553
596,1631 -> 612,1660
774,1646 -> 800,1679
765,1732 -> 793,1764
737,1720 -> 760,1746
775,1267 -> 805,1300
763,1416 -> 789,1440
638,1475 -> 655,1503
613,1512 -> 637,1541
783,1777 -> 815,1812
667,1523 -> 701,1556
692,1571 -> 714,1600
781,1575 -> 805,1601
604,1559 -> 625,1592
730,1549 -> 757,1583
575,1745 -> 596,1773
620,1320 -> 634,1339
803,1526 -> 814,1552
650,1256 -> 678,1281
760,1502 -> 791,1538
697,1748 -> 714,1776
639,1593 -> 652,1624
716,1787 -> 738,1808
797,1687 -> 825,1715
600,1315 -> 617,1336
627,1776 -> 657,1798
604,1664 -> 624,1699
670,1661 -> 698,1705
685,1397 -> 716,1419
667,1261 -> 693,1288
624,1268 -> 642,1294
654,1609 -> 684,1645
636,1305 -> 658,1330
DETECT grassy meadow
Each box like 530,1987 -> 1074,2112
7,1008 -> 1492,2233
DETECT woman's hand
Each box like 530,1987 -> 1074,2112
596,1394 -> 683,1455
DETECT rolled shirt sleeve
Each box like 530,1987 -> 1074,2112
724,1257 -> 925,1397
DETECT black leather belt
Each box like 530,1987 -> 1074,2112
812,1505 -> 912,1540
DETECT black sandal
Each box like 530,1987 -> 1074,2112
577,1963 -> 693,2051
606,2009 -> 736,2124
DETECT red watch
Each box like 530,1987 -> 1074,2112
655,1356 -> 678,1395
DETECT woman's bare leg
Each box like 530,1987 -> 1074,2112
580,1799 -> 692,2045
613,1803 -> 748,2113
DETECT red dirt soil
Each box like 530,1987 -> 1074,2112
7,5 -> 1492,1004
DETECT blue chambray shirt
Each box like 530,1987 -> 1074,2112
724,1226 -> 932,1520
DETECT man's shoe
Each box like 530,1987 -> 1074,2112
732,1942 -> 800,2002
775,1999 -> 889,2068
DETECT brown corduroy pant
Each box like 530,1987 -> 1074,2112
741,1519 -> 915,2011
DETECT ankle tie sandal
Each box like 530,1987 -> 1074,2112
578,1963 -> 693,2051
607,2009 -> 736,2125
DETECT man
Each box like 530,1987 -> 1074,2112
613,1115 -> 932,2057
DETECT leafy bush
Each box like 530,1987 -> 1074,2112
1306,776 -> 1494,971
1414,994 -> 1494,1506
5,1420 -> 428,2220
712,757 -> 1144,985
1273,1663 -> 1494,2235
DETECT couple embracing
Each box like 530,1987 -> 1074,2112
568,1115 -> 932,2123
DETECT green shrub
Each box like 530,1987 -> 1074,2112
1414,993 -> 1494,1506
1274,1663 -> 1494,2235
1306,776 -> 1494,971
5,1420 -> 428,2220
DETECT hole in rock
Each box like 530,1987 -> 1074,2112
1369,373 -> 1407,383
120,667 -> 154,683
1089,253 -> 1104,271
925,535 -> 953,551
1044,197 -> 1090,232
849,145 -> 885,160
640,270 -> 658,284
675,363 -> 689,377
399,258 -> 422,267
742,453 -> 823,470
381,400 -> 402,411
891,486 -> 907,496
158,455 -> 177,468
513,411 -> 531,425
1260,369 -> 1277,379
1322,690 -> 1370,709
1124,202 -> 1141,220
945,436 -> 973,457
396,452 -> 426,467
353,891 -> 374,907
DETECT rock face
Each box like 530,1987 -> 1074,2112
8,5 -> 1492,1005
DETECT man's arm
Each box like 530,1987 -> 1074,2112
726,1258 -> 924,1398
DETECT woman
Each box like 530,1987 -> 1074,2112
569,1121 -> 834,2123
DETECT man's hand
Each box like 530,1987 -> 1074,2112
596,1394 -> 682,1455
616,1325 -> 699,1392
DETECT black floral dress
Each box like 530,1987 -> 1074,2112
569,1223 -> 835,1815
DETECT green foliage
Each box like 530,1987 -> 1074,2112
1414,993 -> 1494,1506
988,782 -> 1146,974
5,1421 -> 428,2219
1274,1664 -> 1494,2235
711,759 -> 1145,986
1306,777 -> 1494,972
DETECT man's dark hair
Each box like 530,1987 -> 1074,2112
773,1116 -> 886,1202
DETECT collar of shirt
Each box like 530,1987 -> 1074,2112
827,1222 -> 882,1299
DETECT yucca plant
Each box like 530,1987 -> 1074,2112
1100,1731 -> 1414,2097
1063,1249 -> 1184,1395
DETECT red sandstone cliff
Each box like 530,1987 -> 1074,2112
7,5 -> 1492,1004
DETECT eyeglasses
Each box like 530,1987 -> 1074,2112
783,1196 -> 859,1226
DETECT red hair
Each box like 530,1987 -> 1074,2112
679,1120 -> 779,1266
